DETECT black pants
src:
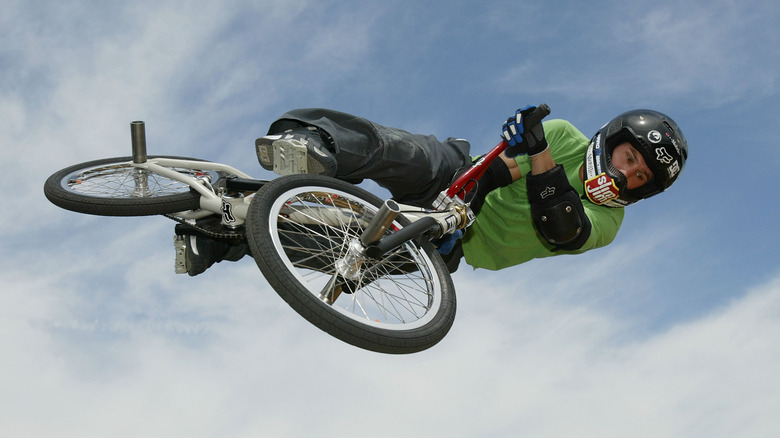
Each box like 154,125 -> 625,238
268,108 -> 472,208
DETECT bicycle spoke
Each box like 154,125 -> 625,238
66,164 -> 211,199
265,183 -> 446,328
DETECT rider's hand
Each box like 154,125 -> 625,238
502,105 -> 549,158
434,229 -> 464,255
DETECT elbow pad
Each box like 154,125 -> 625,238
526,165 -> 592,250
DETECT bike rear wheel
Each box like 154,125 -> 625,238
246,174 -> 456,354
44,156 -> 219,216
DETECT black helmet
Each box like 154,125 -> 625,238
583,109 -> 688,207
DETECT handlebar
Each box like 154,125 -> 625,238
445,103 -> 550,200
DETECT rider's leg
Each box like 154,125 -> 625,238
256,109 -> 471,208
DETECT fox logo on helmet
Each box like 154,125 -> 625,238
656,147 -> 674,165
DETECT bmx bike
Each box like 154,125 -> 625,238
44,106 -> 550,354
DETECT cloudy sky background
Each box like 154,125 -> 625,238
3,0 -> 780,436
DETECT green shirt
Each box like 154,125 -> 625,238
461,119 -> 625,270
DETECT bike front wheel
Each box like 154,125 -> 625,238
246,174 -> 456,354
44,156 -> 220,216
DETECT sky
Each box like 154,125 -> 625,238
2,0 -> 780,436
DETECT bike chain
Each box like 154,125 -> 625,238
165,214 -> 247,240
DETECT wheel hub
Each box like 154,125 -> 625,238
335,238 -> 367,280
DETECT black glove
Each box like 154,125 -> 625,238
501,104 -> 551,157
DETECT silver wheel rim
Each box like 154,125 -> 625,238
268,186 -> 443,330
62,162 -> 216,199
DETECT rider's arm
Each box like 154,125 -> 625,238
529,148 -> 557,176
502,110 -> 593,250
501,141 -> 591,249
499,146 -> 557,181
500,152 -> 523,181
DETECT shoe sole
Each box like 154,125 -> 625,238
257,137 -> 329,175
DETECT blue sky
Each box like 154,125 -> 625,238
2,0 -> 780,436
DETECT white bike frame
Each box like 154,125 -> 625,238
135,157 -> 255,225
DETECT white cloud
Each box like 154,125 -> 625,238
3,230 -> 780,437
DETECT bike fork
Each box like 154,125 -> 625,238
331,200 -> 401,284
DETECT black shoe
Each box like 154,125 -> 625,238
184,234 -> 230,276
180,234 -> 248,277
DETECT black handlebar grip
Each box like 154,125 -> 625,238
524,103 -> 551,129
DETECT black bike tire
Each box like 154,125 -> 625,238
245,174 -> 456,354
44,156 -> 216,216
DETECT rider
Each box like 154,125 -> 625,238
182,105 -> 688,275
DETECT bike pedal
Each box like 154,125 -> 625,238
173,234 -> 188,274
